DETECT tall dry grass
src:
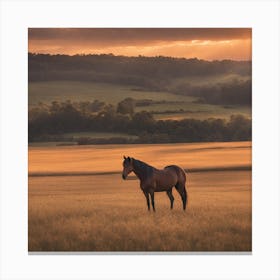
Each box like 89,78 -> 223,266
28,171 -> 251,252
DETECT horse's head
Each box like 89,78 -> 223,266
122,156 -> 133,180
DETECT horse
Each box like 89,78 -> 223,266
122,156 -> 188,211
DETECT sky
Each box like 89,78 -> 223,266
28,28 -> 251,61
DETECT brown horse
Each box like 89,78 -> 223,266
122,156 -> 188,211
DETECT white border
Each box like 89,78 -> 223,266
0,0 -> 279,279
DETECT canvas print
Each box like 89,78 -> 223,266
28,28 -> 252,252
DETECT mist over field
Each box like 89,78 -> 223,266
28,54 -> 251,145
29,53 -> 251,108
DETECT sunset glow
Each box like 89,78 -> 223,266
28,28 -> 251,61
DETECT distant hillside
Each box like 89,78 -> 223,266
28,53 -> 251,106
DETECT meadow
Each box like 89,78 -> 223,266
29,171 -> 251,252
28,80 -> 251,121
28,142 -> 252,252
28,81 -> 187,105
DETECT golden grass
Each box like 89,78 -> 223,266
29,171 -> 251,252
28,141 -> 251,175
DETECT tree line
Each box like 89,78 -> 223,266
29,100 -> 251,144
172,79 -> 251,105
28,53 -> 251,106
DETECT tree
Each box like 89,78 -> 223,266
117,98 -> 135,116
131,111 -> 155,132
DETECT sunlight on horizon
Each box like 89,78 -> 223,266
28,39 -> 251,61
28,28 -> 252,61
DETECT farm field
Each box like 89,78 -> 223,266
28,81 -> 251,121
28,141 -> 252,252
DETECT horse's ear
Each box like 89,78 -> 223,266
123,155 -> 127,160
127,156 -> 131,162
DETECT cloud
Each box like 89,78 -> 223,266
29,28 -> 251,43
28,28 -> 252,60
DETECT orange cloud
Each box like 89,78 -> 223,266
28,28 -> 252,61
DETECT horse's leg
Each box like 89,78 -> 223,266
166,190 -> 174,209
175,183 -> 187,211
150,191 -> 155,212
143,191 -> 150,211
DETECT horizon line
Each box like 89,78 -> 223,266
28,52 -> 252,62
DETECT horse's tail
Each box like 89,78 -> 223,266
179,168 -> 188,207
184,185 -> 188,207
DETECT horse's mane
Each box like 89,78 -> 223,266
132,158 -> 156,178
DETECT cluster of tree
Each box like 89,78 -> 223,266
29,100 -> 251,144
28,53 -> 251,105
173,79 -> 252,105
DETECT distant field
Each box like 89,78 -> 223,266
28,141 -> 251,176
28,81 -> 251,121
29,171 -> 251,252
28,81 -> 190,105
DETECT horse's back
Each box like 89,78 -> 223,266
164,165 -> 186,183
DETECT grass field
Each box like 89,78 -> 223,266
29,81 -> 251,121
28,141 -> 251,175
28,81 -> 190,105
29,171 -> 251,252
28,142 -> 251,252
